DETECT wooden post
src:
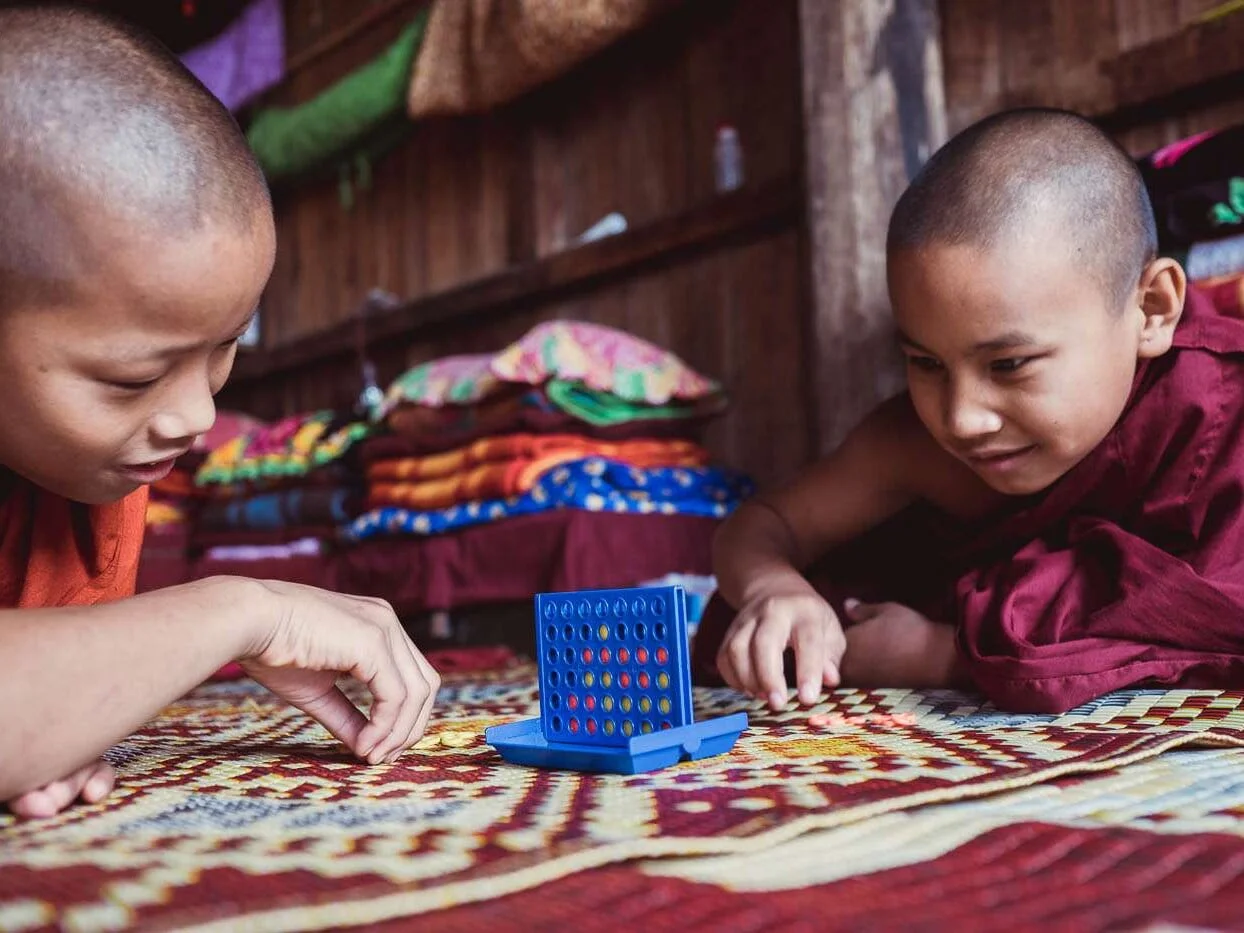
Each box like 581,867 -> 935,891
798,0 -> 946,455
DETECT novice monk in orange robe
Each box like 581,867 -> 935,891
0,8 -> 439,820
697,108 -> 1244,714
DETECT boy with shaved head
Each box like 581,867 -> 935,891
696,108 -> 1244,713
0,5 -> 438,819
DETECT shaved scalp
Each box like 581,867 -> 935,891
887,108 -> 1157,308
0,4 -> 270,313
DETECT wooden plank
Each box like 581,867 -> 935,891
284,0 -> 429,79
400,128 -> 429,298
939,0 -> 1002,133
991,11 -> 1244,130
726,230 -> 810,483
228,177 -> 800,386
797,0 -> 945,455
1100,12 -> 1244,128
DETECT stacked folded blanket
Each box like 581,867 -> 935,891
350,320 -> 751,541
1139,125 -> 1244,317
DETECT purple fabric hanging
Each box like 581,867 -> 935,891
181,0 -> 285,111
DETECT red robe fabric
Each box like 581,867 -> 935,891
693,286 -> 1244,712
0,476 -> 148,608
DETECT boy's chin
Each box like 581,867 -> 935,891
62,475 -> 146,506
973,463 -> 1063,497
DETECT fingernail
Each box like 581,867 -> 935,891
844,598 -> 860,611
768,690 -> 785,709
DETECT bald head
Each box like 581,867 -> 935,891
887,108 -> 1156,308
0,4 -> 270,313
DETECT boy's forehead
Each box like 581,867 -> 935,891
889,239 -> 1108,340
29,207 -> 274,345
92,198 -> 273,281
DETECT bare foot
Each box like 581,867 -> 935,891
839,600 -> 967,688
5,760 -> 116,820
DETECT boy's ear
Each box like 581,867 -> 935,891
1135,257 -> 1186,359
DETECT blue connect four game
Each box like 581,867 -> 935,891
485,585 -> 748,774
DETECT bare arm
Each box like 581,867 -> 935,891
0,575 -> 439,800
0,577 -> 257,798
713,394 -> 921,608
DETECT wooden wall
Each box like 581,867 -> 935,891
941,0 -> 1244,154
221,0 -> 812,487
224,0 -> 1244,489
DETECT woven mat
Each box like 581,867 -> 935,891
417,748 -> 1244,931
3,664 -> 1243,932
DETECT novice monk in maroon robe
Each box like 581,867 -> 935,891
696,107 -> 1244,714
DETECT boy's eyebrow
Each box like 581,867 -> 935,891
110,311 -> 257,363
896,329 -> 1041,354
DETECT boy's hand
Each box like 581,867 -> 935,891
716,587 -> 845,710
840,599 -> 963,688
5,759 -> 115,820
237,580 -> 441,765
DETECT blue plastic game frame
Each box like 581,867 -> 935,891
485,585 -> 748,774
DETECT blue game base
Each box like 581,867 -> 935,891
486,712 -> 748,775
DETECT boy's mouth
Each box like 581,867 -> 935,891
965,445 -> 1037,470
117,456 -> 182,484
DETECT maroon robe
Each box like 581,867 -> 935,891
692,286 -> 1244,712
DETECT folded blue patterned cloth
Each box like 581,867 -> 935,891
344,457 -> 754,541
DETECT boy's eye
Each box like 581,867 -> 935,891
990,357 -> 1033,374
105,376 -> 160,391
905,355 -> 944,373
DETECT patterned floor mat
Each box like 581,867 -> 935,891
2,665 -> 1243,932
418,748 -> 1244,932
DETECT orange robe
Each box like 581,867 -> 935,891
0,475 -> 148,608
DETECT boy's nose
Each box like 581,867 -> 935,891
945,384 -> 1003,441
151,379 -> 217,445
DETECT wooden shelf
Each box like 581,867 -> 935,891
284,0 -> 430,82
1099,12 -> 1244,129
229,177 -> 800,386
998,14 -> 1244,131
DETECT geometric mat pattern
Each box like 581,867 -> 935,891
419,748 -> 1244,931
2,663 -> 1244,932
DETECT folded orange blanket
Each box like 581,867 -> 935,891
367,442 -> 707,511
367,434 -> 705,483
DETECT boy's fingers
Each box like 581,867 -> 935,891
389,647 -> 441,763
297,684 -> 370,755
408,648 -> 440,743
9,789 -> 58,820
10,761 -> 96,819
372,629 -> 429,764
751,621 -> 790,709
791,623 -> 826,705
351,637 -> 413,762
823,657 -> 841,689
81,762 -> 116,803
843,598 -> 880,622
719,618 -> 757,695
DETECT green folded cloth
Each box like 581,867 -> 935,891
247,10 -> 429,181
546,379 -> 724,427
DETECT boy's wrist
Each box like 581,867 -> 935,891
179,575 -> 272,661
739,567 -> 818,607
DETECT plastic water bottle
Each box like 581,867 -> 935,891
714,125 -> 744,193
